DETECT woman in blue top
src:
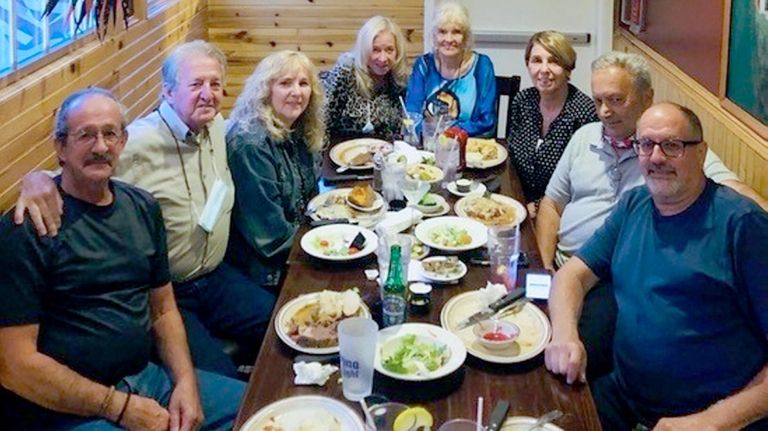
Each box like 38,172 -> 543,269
406,2 -> 497,137
225,51 -> 325,289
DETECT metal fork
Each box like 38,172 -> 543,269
524,410 -> 563,431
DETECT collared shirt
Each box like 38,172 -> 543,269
116,101 -> 234,282
545,122 -> 738,257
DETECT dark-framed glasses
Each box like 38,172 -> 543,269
632,137 -> 701,158
69,127 -> 124,146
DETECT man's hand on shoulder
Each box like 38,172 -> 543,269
544,336 -> 587,385
13,171 -> 62,237
119,393 -> 170,431
168,374 -> 204,431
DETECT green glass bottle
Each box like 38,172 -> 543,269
382,244 -> 407,327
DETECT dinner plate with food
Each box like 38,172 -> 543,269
454,193 -> 527,227
411,193 -> 450,217
440,291 -> 551,364
330,138 -> 390,170
300,224 -> 378,261
414,216 -> 488,252
420,256 -> 467,283
240,395 -> 367,431
306,186 -> 386,227
275,289 -> 371,354
405,163 -> 444,184
375,323 -> 466,381
407,235 -> 430,260
465,138 -> 508,169
500,416 -> 564,431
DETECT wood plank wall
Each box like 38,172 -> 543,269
614,31 -> 768,198
207,0 -> 425,113
0,1 -> 207,211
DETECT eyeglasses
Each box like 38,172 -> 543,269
69,128 -> 124,146
632,137 -> 701,158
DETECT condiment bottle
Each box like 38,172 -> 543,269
408,283 -> 432,315
382,244 -> 407,327
444,126 -> 468,171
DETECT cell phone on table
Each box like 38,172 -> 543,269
525,272 -> 552,300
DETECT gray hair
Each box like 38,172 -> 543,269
432,2 -> 474,54
161,40 -> 228,91
591,51 -> 652,94
54,87 -> 128,143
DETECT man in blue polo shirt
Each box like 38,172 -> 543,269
545,102 -> 768,430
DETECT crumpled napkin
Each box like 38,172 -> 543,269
393,140 -> 424,164
375,207 -> 423,235
478,281 -> 507,308
293,362 -> 338,386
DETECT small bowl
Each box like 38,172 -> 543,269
472,319 -> 520,351
455,179 -> 473,194
415,193 -> 443,214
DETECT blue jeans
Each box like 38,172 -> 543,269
173,262 -> 276,378
8,362 -> 244,431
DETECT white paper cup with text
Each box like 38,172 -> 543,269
338,317 -> 379,401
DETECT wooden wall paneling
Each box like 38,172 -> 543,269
207,0 -> 423,115
614,31 -> 767,197
0,1 -> 207,211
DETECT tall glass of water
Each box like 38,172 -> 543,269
338,317 -> 379,401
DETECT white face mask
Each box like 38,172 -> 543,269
198,178 -> 229,233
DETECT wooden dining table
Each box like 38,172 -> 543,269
234,145 -> 602,431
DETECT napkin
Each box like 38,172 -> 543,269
293,362 -> 339,386
375,207 -> 423,235
478,282 -> 507,307
393,140 -> 423,164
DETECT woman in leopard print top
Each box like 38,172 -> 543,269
322,16 -> 408,143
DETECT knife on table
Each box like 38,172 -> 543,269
293,353 -> 340,364
457,287 -> 526,330
487,400 -> 511,431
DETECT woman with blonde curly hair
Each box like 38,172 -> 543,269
323,16 -> 409,141
225,50 -> 325,289
406,2 -> 497,137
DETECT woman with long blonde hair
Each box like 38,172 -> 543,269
405,2 -> 497,137
323,16 -> 409,141
225,50 -> 325,289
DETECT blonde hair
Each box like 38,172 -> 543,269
525,31 -> 577,73
432,2 -> 473,62
350,16 -> 408,98
228,51 -> 325,153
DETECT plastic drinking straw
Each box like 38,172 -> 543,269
476,396 -> 484,431
399,96 -> 410,120
432,115 -> 445,142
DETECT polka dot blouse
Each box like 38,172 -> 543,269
507,84 -> 598,203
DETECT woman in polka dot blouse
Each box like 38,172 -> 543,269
507,31 -> 598,216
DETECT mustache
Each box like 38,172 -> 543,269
86,153 -> 114,164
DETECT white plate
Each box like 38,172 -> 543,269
454,193 -> 527,227
440,291 -> 552,364
419,256 -> 467,283
330,138 -> 389,170
501,416 -> 564,431
346,192 -> 385,212
414,216 -> 488,252
465,139 -> 508,169
410,194 -> 451,218
307,189 -> 386,228
405,163 -> 444,184
446,181 -> 487,197
275,291 -> 372,354
240,395 -> 367,431
301,224 -> 378,261
375,323 -> 466,381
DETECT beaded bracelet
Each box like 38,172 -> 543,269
116,391 -> 132,426
97,385 -> 115,417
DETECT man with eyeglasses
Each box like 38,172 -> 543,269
536,51 -> 766,381
12,41 -> 276,379
0,88 -> 243,431
545,102 -> 768,430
